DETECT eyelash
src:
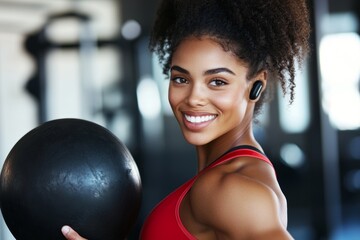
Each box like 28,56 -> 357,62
171,77 -> 188,84
170,76 -> 228,87
210,79 -> 227,87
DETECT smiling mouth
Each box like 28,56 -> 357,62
184,114 -> 217,123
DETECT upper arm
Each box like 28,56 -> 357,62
190,173 -> 292,240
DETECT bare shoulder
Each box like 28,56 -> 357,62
189,157 -> 292,239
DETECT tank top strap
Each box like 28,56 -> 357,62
207,147 -> 273,170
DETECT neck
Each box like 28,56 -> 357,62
195,122 -> 262,171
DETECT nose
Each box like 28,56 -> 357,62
186,83 -> 207,106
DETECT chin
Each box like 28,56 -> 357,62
182,133 -> 212,146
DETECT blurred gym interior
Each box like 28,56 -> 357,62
0,0 -> 359,239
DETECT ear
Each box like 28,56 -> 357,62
248,71 -> 267,101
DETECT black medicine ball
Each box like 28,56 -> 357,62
0,118 -> 142,240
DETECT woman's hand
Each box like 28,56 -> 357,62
61,226 -> 87,240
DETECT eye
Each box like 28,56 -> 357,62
171,77 -> 188,84
209,79 -> 227,87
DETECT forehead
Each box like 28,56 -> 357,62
173,36 -> 230,58
171,36 -> 248,73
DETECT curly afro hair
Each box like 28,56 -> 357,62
150,0 -> 311,115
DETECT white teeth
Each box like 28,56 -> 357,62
184,114 -> 216,123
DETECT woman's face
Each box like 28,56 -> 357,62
169,37 -> 255,146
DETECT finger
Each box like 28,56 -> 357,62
61,225 -> 87,240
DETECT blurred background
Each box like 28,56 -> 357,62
0,0 -> 359,239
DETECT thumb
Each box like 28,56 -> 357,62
61,225 -> 87,240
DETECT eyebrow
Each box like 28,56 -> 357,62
170,65 -> 189,74
205,68 -> 235,76
170,65 -> 236,76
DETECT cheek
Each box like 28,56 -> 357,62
168,88 -> 180,110
214,92 -> 244,109
214,92 -> 248,119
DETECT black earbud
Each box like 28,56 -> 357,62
249,80 -> 263,100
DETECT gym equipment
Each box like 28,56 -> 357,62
0,118 -> 142,240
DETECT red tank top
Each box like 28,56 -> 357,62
140,147 -> 273,240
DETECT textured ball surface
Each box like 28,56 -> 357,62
0,118 -> 142,240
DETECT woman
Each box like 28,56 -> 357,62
62,0 -> 310,239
